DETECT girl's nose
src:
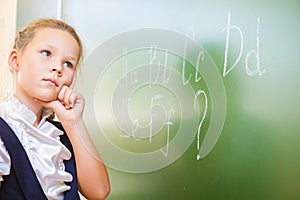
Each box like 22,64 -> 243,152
51,65 -> 62,77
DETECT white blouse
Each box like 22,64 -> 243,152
0,94 -> 73,200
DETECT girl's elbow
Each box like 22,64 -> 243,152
93,182 -> 111,200
99,182 -> 111,200
80,182 -> 111,200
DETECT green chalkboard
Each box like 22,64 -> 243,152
17,0 -> 300,199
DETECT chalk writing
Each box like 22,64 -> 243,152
149,46 -> 172,86
182,37 -> 192,85
194,89 -> 208,160
117,12 -> 265,161
195,50 -> 204,83
222,12 -> 244,77
160,108 -> 175,156
245,17 -> 266,76
223,12 -> 266,77
149,95 -> 163,143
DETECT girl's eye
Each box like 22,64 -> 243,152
63,61 -> 74,69
40,50 -> 51,57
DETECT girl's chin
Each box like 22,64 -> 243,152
36,95 -> 57,102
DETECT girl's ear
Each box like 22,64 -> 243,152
8,49 -> 19,72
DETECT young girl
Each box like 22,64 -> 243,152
0,19 -> 110,199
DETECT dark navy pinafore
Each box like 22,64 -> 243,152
0,117 -> 80,200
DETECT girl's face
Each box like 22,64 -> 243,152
9,28 -> 80,103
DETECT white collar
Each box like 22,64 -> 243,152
4,92 -> 53,127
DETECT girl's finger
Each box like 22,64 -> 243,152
58,86 -> 71,109
58,85 -> 68,102
66,90 -> 75,109
63,87 -> 73,109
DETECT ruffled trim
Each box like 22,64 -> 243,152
7,93 -> 37,125
0,138 -> 11,182
0,92 -> 73,199
6,93 -> 54,126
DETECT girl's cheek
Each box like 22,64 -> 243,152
62,71 -> 74,83
65,76 -> 75,87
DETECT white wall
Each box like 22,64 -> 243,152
0,0 -> 17,101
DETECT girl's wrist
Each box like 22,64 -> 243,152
61,117 -> 83,131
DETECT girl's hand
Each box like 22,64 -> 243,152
36,85 -> 85,126
36,86 -> 111,199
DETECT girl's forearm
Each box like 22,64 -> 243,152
62,119 -> 110,200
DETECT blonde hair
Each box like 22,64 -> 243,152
13,18 -> 83,68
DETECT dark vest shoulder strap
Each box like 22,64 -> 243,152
0,117 -> 47,199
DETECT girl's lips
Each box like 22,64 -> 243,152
43,78 -> 58,87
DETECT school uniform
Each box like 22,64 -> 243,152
0,94 -> 80,200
